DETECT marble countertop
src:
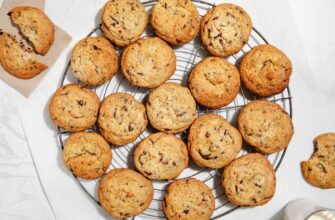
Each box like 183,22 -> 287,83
0,0 -> 334,219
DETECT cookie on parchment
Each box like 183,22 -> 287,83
99,168 -> 153,218
0,32 -> 47,79
63,132 -> 112,179
188,114 -> 242,169
151,0 -> 200,45
146,82 -> 197,134
134,132 -> 188,180
301,133 -> 335,189
48,84 -> 100,132
222,153 -> 276,206
71,37 -> 118,86
101,0 -> 148,46
188,57 -> 240,109
9,6 -> 54,55
163,178 -> 215,220
240,44 -> 292,96
121,37 -> 176,88
98,93 -> 148,145
238,100 -> 294,154
201,3 -> 252,57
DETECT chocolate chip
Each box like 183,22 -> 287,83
7,12 -> 12,16
172,161 -> 176,166
205,132 -> 210,138
77,100 -> 86,106
128,123 -> 134,131
183,210 -> 189,214
93,45 -> 98,50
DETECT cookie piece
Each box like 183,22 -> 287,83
163,178 -> 215,220
71,37 -> 118,86
98,93 -> 147,145
151,0 -> 200,45
99,168 -> 153,218
188,114 -> 242,169
9,6 -> 54,55
121,37 -> 176,88
0,32 -> 47,79
101,0 -> 148,46
188,57 -> 240,109
201,3 -> 252,57
238,100 -> 294,154
134,132 -> 188,180
146,82 -> 197,134
48,84 -> 100,132
240,44 -> 292,96
301,133 -> 335,189
222,153 -> 276,206
63,132 -> 112,179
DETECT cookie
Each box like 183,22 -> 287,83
222,153 -> 276,206
151,0 -> 200,45
146,82 -> 197,134
188,57 -> 240,109
121,37 -> 176,88
201,3 -> 252,57
301,133 -> 335,189
134,132 -> 188,180
238,100 -> 294,154
188,114 -> 242,169
98,93 -> 147,145
9,6 -> 54,55
63,132 -> 112,179
71,37 -> 118,86
240,44 -> 293,96
163,178 -> 215,220
48,84 -> 100,132
0,32 -> 47,79
99,168 -> 153,218
101,0 -> 148,46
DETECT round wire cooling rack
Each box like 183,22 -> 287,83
57,0 -> 293,219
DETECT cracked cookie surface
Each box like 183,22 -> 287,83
134,132 -> 188,180
48,84 -> 100,132
201,3 -> 252,57
101,0 -> 148,46
99,168 -> 153,218
188,57 -> 240,109
222,153 -> 276,206
163,178 -> 215,220
98,93 -> 147,145
151,0 -> 200,45
121,37 -> 176,88
188,114 -> 242,169
63,132 -> 112,179
71,37 -> 118,86
301,133 -> 335,189
240,44 -> 292,96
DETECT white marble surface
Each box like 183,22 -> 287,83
0,0 -> 334,219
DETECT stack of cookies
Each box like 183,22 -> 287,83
48,0 -> 296,219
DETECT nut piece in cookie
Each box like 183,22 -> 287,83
101,0 -> 148,46
0,32 -> 47,79
240,44 -> 292,96
238,100 -> 294,154
301,133 -> 335,189
201,3 -> 252,57
163,178 -> 215,220
48,84 -> 100,132
151,0 -> 200,45
134,132 -> 189,180
9,6 -> 55,55
121,37 -> 176,88
63,132 -> 112,179
99,168 -> 153,218
98,93 -> 148,145
188,114 -> 242,169
188,57 -> 240,109
222,153 -> 276,206
146,82 -> 197,134
71,37 -> 118,86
